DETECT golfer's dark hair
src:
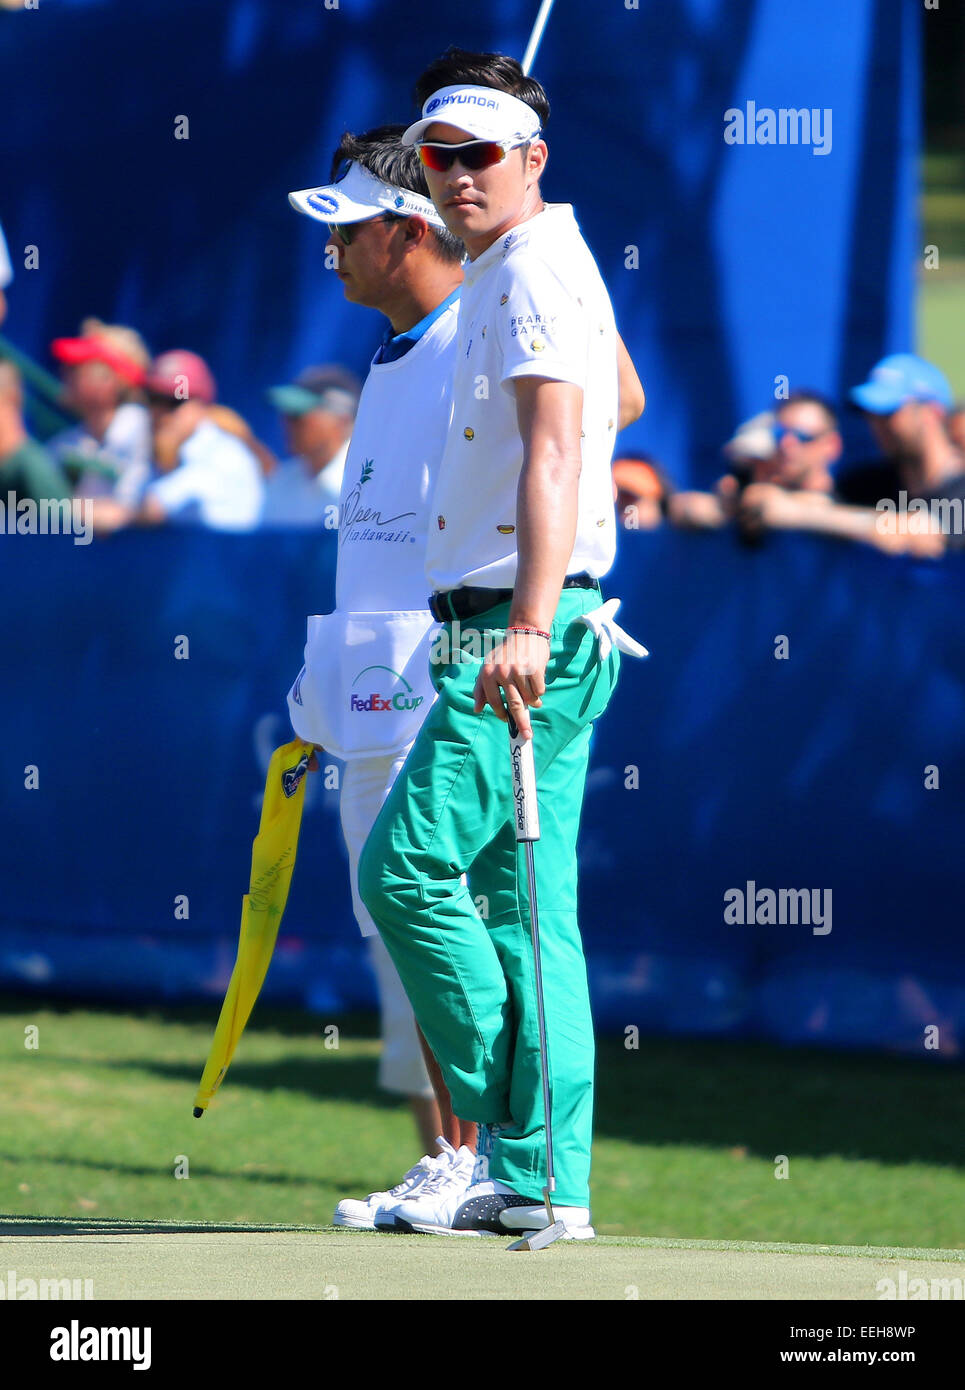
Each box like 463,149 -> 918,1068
780,390 -> 839,430
413,47 -> 550,127
329,125 -> 464,264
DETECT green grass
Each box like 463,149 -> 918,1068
2,996 -> 964,1250
918,257 -> 965,397
918,149 -> 965,397
922,151 -> 965,258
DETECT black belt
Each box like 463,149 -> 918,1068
428,571 -> 599,623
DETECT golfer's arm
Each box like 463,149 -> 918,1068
509,376 -> 584,631
616,333 -> 645,430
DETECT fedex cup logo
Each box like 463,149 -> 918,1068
350,666 -> 424,714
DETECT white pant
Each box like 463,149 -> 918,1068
339,750 -> 433,1099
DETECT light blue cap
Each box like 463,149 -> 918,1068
849,354 -> 953,414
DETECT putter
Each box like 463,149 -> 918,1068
504,711 -> 567,1253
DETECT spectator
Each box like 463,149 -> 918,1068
722,395 -> 842,524
260,365 -> 361,527
93,350 -> 265,533
945,402 -> 965,456
48,318 -> 152,505
612,453 -> 673,530
835,355 -> 963,507
207,404 -> 278,478
734,393 -> 843,542
721,410 -> 778,488
0,360 -> 71,505
0,220 -> 12,328
738,358 -> 962,556
668,411 -> 777,530
768,392 -> 842,494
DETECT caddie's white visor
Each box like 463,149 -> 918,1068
401,85 -> 542,147
288,160 -> 447,229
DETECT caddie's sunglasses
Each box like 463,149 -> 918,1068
416,138 -> 527,173
327,214 -> 403,246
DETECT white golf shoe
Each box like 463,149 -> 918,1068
383,1175 -> 595,1239
374,1139 -> 476,1231
333,1138 -> 460,1230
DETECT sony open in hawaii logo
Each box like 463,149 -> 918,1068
349,666 -> 424,714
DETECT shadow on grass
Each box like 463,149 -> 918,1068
42,1037 -> 965,1170
593,1035 -> 965,1168
0,1150 -> 339,1189
32,1052 -> 400,1117
0,1213 -> 326,1236
6,995 -> 965,1170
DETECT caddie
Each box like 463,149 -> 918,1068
285,125 -> 480,1225
358,48 -> 647,1240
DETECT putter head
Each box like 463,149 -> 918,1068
506,1186 -> 565,1251
507,1220 -> 567,1252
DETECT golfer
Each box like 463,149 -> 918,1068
359,48 -> 646,1239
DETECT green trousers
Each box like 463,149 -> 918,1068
358,585 -> 620,1207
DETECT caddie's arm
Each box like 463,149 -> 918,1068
473,376 -> 583,739
616,332 -> 645,430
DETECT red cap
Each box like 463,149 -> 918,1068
143,350 -> 216,405
50,334 -> 147,387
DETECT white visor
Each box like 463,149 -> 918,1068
288,161 -> 447,229
401,85 -> 542,147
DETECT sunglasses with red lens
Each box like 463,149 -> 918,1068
416,139 -> 525,173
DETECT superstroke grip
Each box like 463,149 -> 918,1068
507,714 -> 540,842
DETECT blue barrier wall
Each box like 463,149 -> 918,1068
1,0 -> 918,481
2,530 -> 963,1055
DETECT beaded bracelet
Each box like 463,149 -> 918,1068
506,624 -> 551,641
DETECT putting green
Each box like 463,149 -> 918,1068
1,1221 -> 963,1300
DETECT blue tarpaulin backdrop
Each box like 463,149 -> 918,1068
2,0 -> 919,480
1,1 -> 950,1056
2,531 -> 963,1056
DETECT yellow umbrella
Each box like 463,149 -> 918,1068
193,737 -> 315,1116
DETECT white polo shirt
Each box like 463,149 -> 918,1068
146,419 -> 265,530
424,202 -> 618,591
